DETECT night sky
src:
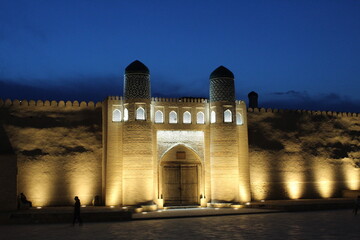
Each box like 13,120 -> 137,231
1,0 -> 359,112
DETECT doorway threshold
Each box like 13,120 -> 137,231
164,205 -> 201,210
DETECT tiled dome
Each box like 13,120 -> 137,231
125,60 -> 149,74
210,66 -> 234,79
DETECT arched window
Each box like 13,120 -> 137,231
236,112 -> 243,125
136,107 -> 145,120
183,111 -> 191,124
211,111 -> 216,123
124,108 -> 129,121
155,110 -> 164,123
196,111 -> 205,124
224,109 -> 232,123
169,111 -> 177,124
112,109 -> 121,122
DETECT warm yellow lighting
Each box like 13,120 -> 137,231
36,206 -> 42,209
142,212 -> 147,214
106,179 -> 122,206
317,180 -> 334,198
250,152 -> 271,200
287,181 -> 302,199
245,202 -> 250,205
110,206 -> 115,208
81,205 -> 86,208
22,161 -> 54,206
215,208 -> 219,210
123,176 -> 153,205
157,210 -> 163,212
239,185 -> 251,202
260,200 -> 265,202
342,159 -> 360,190
122,206 -> 128,210
65,152 -> 103,206
313,162 -> 335,198
234,208 -> 239,210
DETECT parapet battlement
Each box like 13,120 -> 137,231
248,107 -> 359,117
0,99 -> 102,109
107,96 -> 247,105
0,98 -> 358,117
107,96 -> 209,103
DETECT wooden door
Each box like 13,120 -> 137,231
163,165 -> 198,205
180,165 -> 198,205
163,165 -> 181,205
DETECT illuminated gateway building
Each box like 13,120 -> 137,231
0,60 -> 359,210
103,60 -> 250,207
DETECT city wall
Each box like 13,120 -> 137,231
0,98 -> 359,208
247,108 -> 360,200
0,99 -> 103,207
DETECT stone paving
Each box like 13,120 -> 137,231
132,207 -> 279,220
0,209 -> 359,239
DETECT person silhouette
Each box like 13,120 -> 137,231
20,193 -> 32,207
354,195 -> 360,216
73,196 -> 83,226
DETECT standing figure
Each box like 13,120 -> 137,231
20,193 -> 32,207
73,196 -> 83,226
354,195 -> 360,216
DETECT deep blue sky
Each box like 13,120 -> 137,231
1,0 -> 359,112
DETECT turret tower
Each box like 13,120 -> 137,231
209,66 -> 250,204
122,60 -> 154,205
248,91 -> 258,108
102,60 -> 155,207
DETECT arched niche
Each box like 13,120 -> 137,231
159,144 -> 203,206
155,110 -> 164,123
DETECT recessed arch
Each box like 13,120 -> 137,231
169,111 -> 178,124
160,143 -> 203,164
236,112 -> 243,125
183,111 -> 191,124
224,109 -> 232,123
155,110 -> 164,123
160,144 -> 203,206
196,111 -> 205,124
112,109 -> 121,122
136,107 -> 145,120
211,111 -> 216,123
124,108 -> 129,121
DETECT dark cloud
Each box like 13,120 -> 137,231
260,90 -> 360,113
272,90 -> 309,100
1,80 -> 359,113
0,76 -> 120,102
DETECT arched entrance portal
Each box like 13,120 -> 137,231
160,145 -> 202,206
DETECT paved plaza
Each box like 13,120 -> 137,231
0,209 -> 359,240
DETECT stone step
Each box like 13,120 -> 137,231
164,205 -> 200,210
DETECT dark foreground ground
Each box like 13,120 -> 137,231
0,209 -> 359,240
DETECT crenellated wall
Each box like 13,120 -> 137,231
0,98 -> 103,108
247,107 -> 360,200
0,99 -> 103,207
1,96 -> 359,208
247,107 -> 359,117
